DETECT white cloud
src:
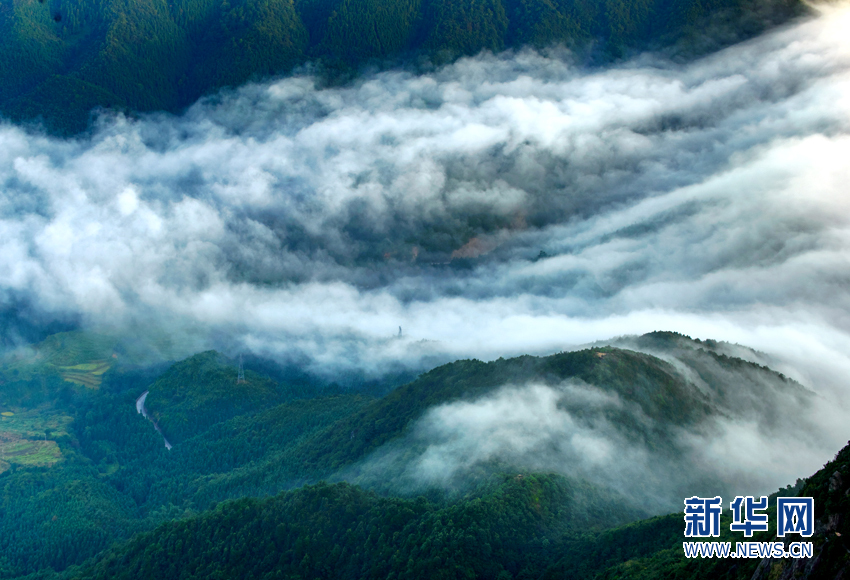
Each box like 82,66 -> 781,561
0,4 -> 849,486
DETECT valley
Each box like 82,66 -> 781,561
1,2 -> 848,577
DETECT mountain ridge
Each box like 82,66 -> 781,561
0,329 -> 835,578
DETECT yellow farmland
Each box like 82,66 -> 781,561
0,434 -> 62,469
0,409 -> 70,471
58,360 -> 111,389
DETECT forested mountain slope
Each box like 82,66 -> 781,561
65,474 -> 647,580
297,339 -> 810,482
0,330 -> 831,577
0,0 -> 807,133
57,437 -> 850,580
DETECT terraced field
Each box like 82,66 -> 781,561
57,360 -> 111,389
0,409 -> 72,472
0,435 -> 61,470
0,332 -> 118,388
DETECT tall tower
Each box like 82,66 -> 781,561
237,354 -> 246,384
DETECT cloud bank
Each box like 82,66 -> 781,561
1,2 -> 850,486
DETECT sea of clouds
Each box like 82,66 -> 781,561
2,2 -> 850,499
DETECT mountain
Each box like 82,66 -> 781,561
752,444 -> 850,580
53,434 -> 850,580
538,441 -> 850,580
608,331 -> 810,430
64,473 -> 645,580
295,339 -> 811,500
142,351 -> 283,444
0,330 -> 832,578
0,0 -> 808,134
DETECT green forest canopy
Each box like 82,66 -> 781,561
0,0 -> 807,133
0,329 -> 831,578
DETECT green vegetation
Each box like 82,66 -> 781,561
0,462 -> 145,578
0,329 -> 833,578
45,441 -> 850,580
0,408 -> 71,471
70,472 -> 646,580
143,351 -> 283,443
294,343 -> 795,476
57,361 -> 111,389
0,437 -> 61,468
424,0 -> 509,57
0,0 -> 807,134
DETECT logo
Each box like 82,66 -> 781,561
776,497 -> 814,538
684,496 -> 722,537
730,496 -> 769,537
681,495 -> 816,558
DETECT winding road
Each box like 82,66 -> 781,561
135,391 -> 172,450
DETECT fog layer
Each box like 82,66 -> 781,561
1,3 -> 850,492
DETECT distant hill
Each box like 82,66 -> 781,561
0,0 -> 808,134
0,330 -> 829,578
143,351 -> 283,443
295,341 -> 810,479
607,330 -> 810,426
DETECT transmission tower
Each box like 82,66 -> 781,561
237,354 -> 246,384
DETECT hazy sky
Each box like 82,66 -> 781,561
1,3 -> 849,407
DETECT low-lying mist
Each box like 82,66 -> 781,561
343,339 -> 834,512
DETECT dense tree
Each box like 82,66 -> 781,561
0,330 -> 828,577
0,0 -> 807,133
